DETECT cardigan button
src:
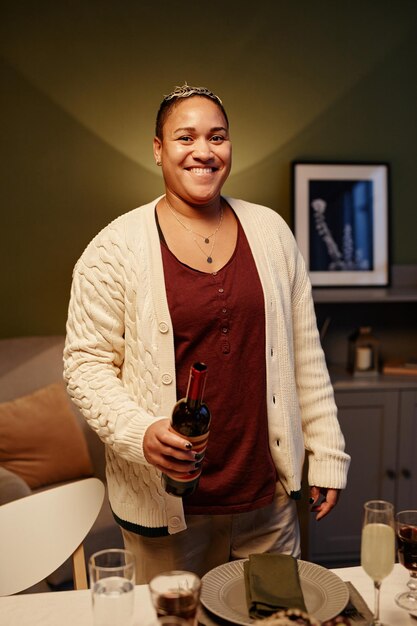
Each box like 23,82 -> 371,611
158,321 -> 169,333
161,373 -> 173,385
169,516 -> 181,528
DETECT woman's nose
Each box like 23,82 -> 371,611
192,139 -> 213,160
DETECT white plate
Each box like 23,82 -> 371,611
201,559 -> 349,624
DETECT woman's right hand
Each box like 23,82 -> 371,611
143,418 -> 198,476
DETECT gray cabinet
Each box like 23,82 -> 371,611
308,384 -> 417,567
397,389 -> 417,509
306,265 -> 417,567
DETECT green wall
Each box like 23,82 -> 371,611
1,1 -> 417,337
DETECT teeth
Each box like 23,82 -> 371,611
189,168 -> 213,175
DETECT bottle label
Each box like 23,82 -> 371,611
166,428 -> 209,483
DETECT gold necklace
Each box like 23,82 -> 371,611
165,196 -> 224,264
193,232 -> 217,264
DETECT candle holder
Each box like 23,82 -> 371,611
348,327 -> 380,377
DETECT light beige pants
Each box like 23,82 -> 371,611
122,481 -> 300,584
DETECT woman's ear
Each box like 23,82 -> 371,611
153,136 -> 162,166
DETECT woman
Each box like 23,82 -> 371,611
64,84 -> 350,583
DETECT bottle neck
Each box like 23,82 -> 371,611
186,363 -> 207,408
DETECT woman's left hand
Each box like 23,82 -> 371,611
309,486 -> 341,520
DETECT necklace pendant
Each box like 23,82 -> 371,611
204,237 -> 210,244
207,256 -> 213,264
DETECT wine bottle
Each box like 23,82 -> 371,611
162,362 -> 211,497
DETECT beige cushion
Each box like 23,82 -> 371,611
0,383 -> 93,489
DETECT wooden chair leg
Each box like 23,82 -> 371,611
72,542 -> 88,590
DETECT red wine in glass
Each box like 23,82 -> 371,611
395,510 -> 417,612
155,590 -> 197,623
149,571 -> 201,626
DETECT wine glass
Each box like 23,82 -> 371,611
361,500 -> 395,625
395,510 -> 417,612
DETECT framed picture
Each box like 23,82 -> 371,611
292,162 -> 390,287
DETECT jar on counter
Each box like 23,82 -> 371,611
348,326 -> 380,377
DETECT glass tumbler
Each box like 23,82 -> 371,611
89,548 -> 136,626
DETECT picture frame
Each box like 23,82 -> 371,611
292,162 -> 390,287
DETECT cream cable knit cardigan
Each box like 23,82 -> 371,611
64,196 -> 350,535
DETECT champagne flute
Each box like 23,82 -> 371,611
395,510 -> 417,612
361,500 -> 395,625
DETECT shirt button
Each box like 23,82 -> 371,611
212,271 -> 218,276
158,321 -> 169,333
222,327 -> 228,334
161,373 -> 173,385
222,308 -> 227,314
218,288 -> 224,293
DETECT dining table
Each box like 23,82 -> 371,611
0,564 -> 415,626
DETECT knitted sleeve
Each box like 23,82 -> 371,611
288,229 -> 351,489
63,221 -> 164,465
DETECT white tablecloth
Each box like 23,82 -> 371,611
332,563 -> 415,625
0,564 -> 414,626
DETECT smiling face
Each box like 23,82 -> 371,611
153,96 -> 232,209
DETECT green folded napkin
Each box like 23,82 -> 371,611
244,553 -> 307,619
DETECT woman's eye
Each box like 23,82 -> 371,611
178,136 -> 193,142
211,135 -> 225,143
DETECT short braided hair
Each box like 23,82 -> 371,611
155,83 -> 229,139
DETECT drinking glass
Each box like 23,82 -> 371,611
89,548 -> 136,626
361,500 -> 395,625
395,510 -> 417,612
149,570 -> 201,626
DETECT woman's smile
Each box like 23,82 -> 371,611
187,167 -> 217,175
